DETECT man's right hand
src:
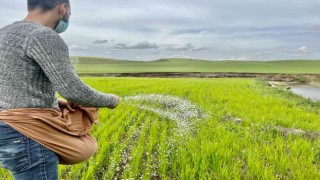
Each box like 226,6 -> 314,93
109,95 -> 120,109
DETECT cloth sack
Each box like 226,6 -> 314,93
0,105 -> 99,165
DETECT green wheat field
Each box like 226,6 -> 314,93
71,57 -> 320,74
1,76 -> 320,179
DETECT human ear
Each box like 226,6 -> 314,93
58,4 -> 68,18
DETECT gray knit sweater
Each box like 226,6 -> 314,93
0,20 -> 117,111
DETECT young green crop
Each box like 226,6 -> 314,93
1,77 -> 320,179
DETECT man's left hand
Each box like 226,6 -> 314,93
58,99 -> 77,112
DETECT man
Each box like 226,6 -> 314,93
0,0 -> 120,179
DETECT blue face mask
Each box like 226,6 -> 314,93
54,18 -> 69,34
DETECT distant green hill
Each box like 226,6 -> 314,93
71,56 -> 320,74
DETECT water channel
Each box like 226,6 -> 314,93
289,84 -> 320,101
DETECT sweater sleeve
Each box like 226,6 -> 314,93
25,28 -> 117,108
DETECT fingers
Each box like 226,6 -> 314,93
66,103 -> 76,112
66,100 -> 79,112
116,96 -> 121,106
109,95 -> 120,109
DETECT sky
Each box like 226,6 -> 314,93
0,0 -> 319,61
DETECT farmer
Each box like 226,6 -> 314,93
0,0 -> 120,179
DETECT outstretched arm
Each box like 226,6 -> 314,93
26,28 -> 119,108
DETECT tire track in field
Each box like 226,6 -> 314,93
84,110 -> 132,179
110,109 -> 149,179
114,113 -> 178,179
100,109 -> 148,179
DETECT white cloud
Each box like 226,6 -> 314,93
168,52 -> 193,59
114,41 -> 159,49
298,46 -> 307,53
218,56 -> 250,61
166,43 -> 208,51
68,44 -> 89,51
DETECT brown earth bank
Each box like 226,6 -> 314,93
78,72 -> 320,83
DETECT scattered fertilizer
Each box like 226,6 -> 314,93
122,94 -> 208,135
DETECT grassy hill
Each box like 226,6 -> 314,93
71,57 -> 320,74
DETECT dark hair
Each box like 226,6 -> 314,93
27,0 -> 69,11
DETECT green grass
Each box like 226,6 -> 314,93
71,56 -> 320,74
1,77 -> 320,179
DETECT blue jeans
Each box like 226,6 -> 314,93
0,121 -> 59,180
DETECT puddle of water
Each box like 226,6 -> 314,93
290,84 -> 320,101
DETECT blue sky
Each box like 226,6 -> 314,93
1,0 -> 319,61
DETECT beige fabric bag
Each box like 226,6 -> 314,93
0,105 -> 99,165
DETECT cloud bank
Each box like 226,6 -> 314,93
0,0 -> 319,61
